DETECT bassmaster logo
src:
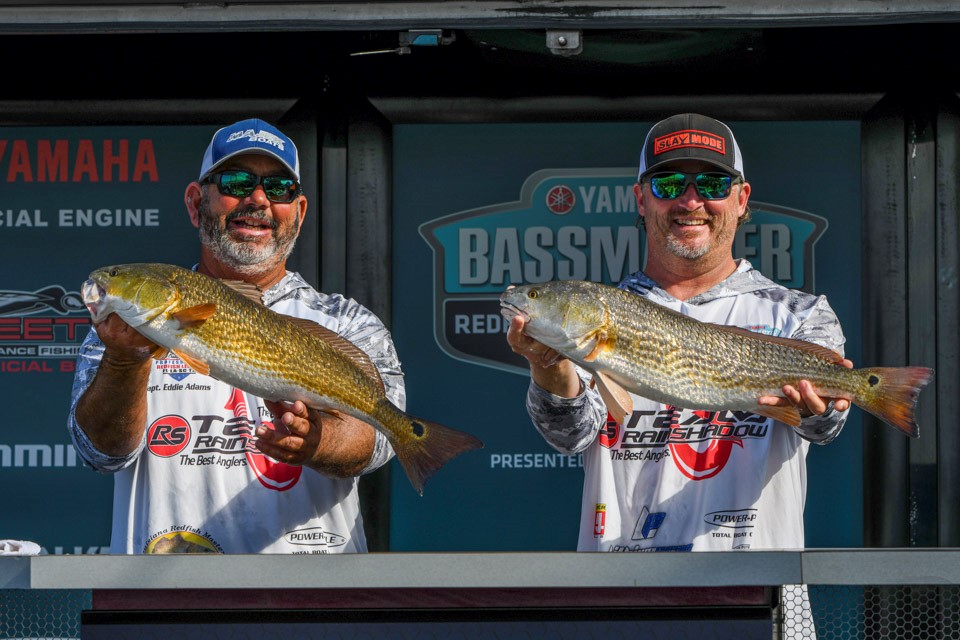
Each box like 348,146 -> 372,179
419,168 -> 827,374
0,284 -> 90,373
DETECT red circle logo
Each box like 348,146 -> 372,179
147,415 -> 191,457
545,185 -> 576,215
599,414 -> 620,449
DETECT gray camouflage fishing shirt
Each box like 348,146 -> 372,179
527,259 -> 849,454
67,269 -> 401,474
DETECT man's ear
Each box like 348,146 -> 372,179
633,182 -> 646,222
737,181 -> 751,217
295,194 -> 308,234
184,182 -> 203,229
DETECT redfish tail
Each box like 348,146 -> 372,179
857,366 -> 934,438
393,418 -> 484,496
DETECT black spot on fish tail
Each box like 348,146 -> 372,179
857,366 -> 934,438
393,417 -> 484,495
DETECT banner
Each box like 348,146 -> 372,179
0,125 -> 211,553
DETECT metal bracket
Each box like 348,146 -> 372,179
546,30 -> 583,56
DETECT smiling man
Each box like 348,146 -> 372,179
506,113 -> 853,553
68,119 -> 404,554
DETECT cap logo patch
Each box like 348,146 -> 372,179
653,129 -> 725,156
225,128 -> 287,151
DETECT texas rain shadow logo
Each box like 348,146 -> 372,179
419,168 -> 828,374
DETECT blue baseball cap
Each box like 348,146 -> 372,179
198,118 -> 300,182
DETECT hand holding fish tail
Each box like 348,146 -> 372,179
257,400 -> 376,477
757,359 -> 855,418
506,314 -> 581,399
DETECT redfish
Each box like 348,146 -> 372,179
83,262 -> 483,494
501,279 -> 933,437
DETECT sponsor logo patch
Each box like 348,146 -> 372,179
705,508 -> 758,529
631,506 -> 666,541
285,526 -> 347,549
653,129 -> 726,156
145,528 -> 222,554
594,503 -> 606,537
147,415 -> 191,457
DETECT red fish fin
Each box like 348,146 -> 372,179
219,279 -> 264,305
172,303 -> 216,329
389,411 -> 484,496
709,323 -> 846,364
172,349 -> 210,377
591,372 -> 633,425
285,317 -> 386,393
856,366 -> 934,438
753,404 -> 802,427
149,346 -> 169,360
583,330 -> 611,362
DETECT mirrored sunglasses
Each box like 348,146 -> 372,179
203,170 -> 301,203
647,172 -> 739,200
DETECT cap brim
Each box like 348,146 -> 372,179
640,156 -> 742,179
199,148 -> 299,182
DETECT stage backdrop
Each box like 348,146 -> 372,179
0,125 -> 209,553
390,121 -> 862,551
0,121 -> 861,554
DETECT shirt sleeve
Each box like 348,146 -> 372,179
790,294 -> 850,444
526,366 -> 607,455
66,327 -> 146,473
332,299 -> 403,474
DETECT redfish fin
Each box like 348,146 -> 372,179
591,372 -> 633,425
172,349 -> 211,376
583,331 -> 611,362
172,303 -> 216,328
392,416 -> 484,496
857,366 -> 934,438
284,317 -> 386,393
219,279 -> 264,305
149,346 -> 169,360
709,323 -> 846,364
753,404 -> 802,427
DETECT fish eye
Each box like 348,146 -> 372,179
109,268 -> 120,277
528,289 -> 539,299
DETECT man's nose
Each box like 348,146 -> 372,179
675,183 -> 704,208
244,184 -> 270,205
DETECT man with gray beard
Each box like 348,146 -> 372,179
68,119 -> 403,554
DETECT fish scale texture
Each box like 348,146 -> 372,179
160,266 -> 384,416
507,280 -> 878,411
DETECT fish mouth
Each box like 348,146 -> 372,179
81,278 -> 109,322
499,300 -> 528,324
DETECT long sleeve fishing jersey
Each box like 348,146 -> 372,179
526,259 -> 848,552
67,270 -> 401,555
